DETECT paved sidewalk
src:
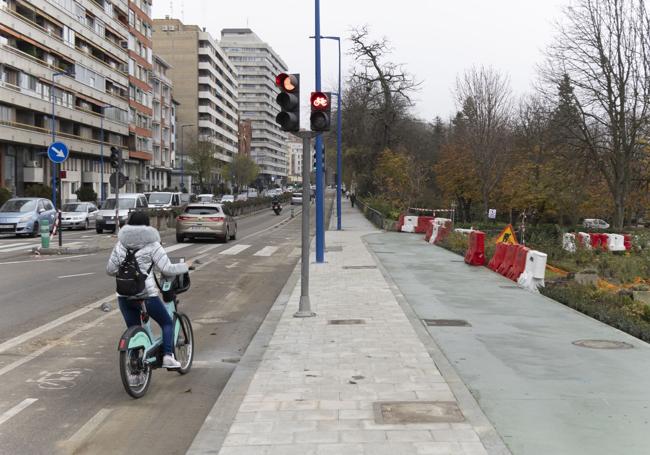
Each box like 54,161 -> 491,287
190,200 -> 505,455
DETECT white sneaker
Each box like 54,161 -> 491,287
162,354 -> 181,369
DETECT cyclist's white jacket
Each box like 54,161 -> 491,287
106,224 -> 188,297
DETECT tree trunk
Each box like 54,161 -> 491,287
614,191 -> 625,230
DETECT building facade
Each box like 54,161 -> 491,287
0,0 -> 131,202
148,53 -> 174,190
220,28 -> 289,186
287,137 -> 303,183
152,18 -> 239,193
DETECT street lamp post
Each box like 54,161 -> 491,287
314,0 -> 325,263
179,124 -> 194,191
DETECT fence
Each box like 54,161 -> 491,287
356,198 -> 399,231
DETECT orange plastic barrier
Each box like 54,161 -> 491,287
415,216 -> 434,234
497,244 -> 517,276
624,234 -> 632,251
397,213 -> 405,232
424,220 -> 434,242
507,245 -> 530,281
488,243 -> 508,271
464,231 -> 486,266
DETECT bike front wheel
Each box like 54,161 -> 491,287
175,313 -> 194,375
119,328 -> 152,398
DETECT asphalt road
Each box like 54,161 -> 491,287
0,202 -> 318,455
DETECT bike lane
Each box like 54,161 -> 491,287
367,232 -> 650,455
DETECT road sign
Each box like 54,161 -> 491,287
496,224 -> 518,245
47,142 -> 69,164
488,209 -> 497,219
109,172 -> 126,189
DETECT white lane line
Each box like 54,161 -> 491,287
67,408 -> 112,443
0,244 -> 40,253
0,242 -> 30,250
0,310 -> 116,378
0,254 -> 90,266
197,244 -> 222,254
0,399 -> 38,426
225,261 -> 239,269
0,295 -> 114,355
253,246 -> 278,257
58,272 -> 95,279
165,243 -> 192,253
219,244 -> 251,256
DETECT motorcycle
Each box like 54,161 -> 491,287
272,201 -> 282,215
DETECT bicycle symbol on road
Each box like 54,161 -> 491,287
27,368 -> 92,390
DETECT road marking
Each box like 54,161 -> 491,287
0,295 -> 114,355
165,243 -> 192,253
67,408 -> 112,443
0,310 -> 115,378
254,246 -> 278,257
0,244 -> 40,253
0,399 -> 38,427
225,261 -> 239,269
58,272 -> 95,279
0,254 -> 90,266
0,242 -> 31,250
220,244 -> 251,255
197,244 -> 222,254
289,247 -> 301,257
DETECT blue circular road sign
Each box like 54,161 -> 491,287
48,142 -> 69,164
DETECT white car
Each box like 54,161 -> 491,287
147,191 -> 182,209
220,195 -> 235,204
61,202 -> 99,230
96,193 -> 148,233
197,194 -> 216,203
583,218 -> 610,230
290,192 -> 303,205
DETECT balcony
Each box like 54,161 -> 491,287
23,166 -> 44,183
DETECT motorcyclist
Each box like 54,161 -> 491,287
106,211 -> 189,369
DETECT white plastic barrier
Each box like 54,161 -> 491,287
428,218 -> 452,244
454,228 -> 475,235
577,232 -> 592,249
607,233 -> 626,252
401,216 -> 418,233
517,250 -> 548,293
563,233 -> 576,252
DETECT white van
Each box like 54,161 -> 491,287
582,218 -> 610,229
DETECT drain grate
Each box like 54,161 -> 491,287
423,319 -> 471,327
374,401 -> 465,424
342,265 -> 377,270
572,339 -> 634,350
328,319 -> 366,325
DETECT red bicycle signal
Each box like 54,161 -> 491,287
310,92 -> 329,110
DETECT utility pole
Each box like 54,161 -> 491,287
314,0 -> 325,263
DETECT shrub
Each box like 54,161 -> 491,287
437,232 -> 469,256
75,186 -> 97,203
0,187 -> 11,206
24,184 -> 52,199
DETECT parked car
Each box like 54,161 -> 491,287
61,202 -> 98,230
96,193 -> 148,233
291,192 -> 303,205
197,194 -> 216,203
0,197 -> 56,237
147,191 -> 182,209
236,193 -> 248,202
176,203 -> 237,243
582,218 -> 610,230
220,194 -> 235,204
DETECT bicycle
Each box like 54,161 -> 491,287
117,264 -> 194,398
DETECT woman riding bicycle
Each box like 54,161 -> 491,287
106,211 -> 189,369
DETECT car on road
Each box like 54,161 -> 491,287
61,202 -> 99,230
96,193 -> 148,233
176,203 -> 237,243
0,197 -> 56,237
291,192 -> 303,205
220,194 -> 235,204
197,194 -> 216,203
147,191 -> 182,209
582,218 -> 610,230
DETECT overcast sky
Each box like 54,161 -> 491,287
153,0 -> 570,121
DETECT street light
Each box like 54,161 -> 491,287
99,105 -> 116,204
179,124 -> 195,190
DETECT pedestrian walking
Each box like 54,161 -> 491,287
350,193 -> 356,208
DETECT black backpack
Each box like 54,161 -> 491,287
116,248 -> 153,296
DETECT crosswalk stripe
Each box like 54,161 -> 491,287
197,244 -> 222,254
0,242 -> 30,250
253,246 -> 278,257
0,244 -> 39,253
219,244 -> 251,255
165,243 -> 192,253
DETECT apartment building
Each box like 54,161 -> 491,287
287,136 -> 303,184
0,0 -> 131,201
147,53 -> 174,190
152,17 -> 239,193
220,28 -> 289,186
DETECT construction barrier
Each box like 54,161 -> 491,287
577,232 -> 592,249
415,216 -> 434,234
517,250 -> 548,292
488,242 -> 508,271
624,234 -> 632,251
397,214 -> 405,232
433,219 -> 453,244
424,220 -> 434,242
401,216 -> 419,233
607,234 -> 626,252
507,245 -> 530,281
496,244 -> 517,276
566,231 -> 632,252
464,231 -> 486,266
486,242 -> 547,288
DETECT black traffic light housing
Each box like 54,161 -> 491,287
310,91 -> 331,132
275,73 -> 300,132
110,146 -> 121,169
312,146 -> 325,172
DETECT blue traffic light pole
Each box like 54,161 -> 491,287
314,0 -> 325,263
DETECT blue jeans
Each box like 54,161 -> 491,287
118,296 -> 174,355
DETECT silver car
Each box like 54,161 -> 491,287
61,202 -> 99,230
176,203 -> 237,243
0,198 -> 56,237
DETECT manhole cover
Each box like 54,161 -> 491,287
572,339 -> 634,349
423,319 -> 471,327
342,265 -> 377,270
328,319 -> 366,325
374,401 -> 464,424
326,246 -> 343,252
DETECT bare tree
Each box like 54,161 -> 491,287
455,66 -> 514,220
541,0 -> 650,228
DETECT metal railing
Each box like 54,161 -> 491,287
357,198 -> 386,230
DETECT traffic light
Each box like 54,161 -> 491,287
310,91 -> 331,132
312,146 -> 325,171
275,73 -> 300,132
110,146 -> 120,169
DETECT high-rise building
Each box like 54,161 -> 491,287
220,28 -> 289,186
287,137 -> 303,183
148,54 -> 174,190
0,0 -> 131,201
125,0 -> 153,193
152,18 -> 239,193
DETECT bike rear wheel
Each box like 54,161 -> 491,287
175,313 -> 194,374
119,328 -> 152,398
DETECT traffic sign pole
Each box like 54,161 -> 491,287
47,141 -> 69,247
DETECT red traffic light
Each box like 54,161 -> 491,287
310,92 -> 329,111
276,73 -> 298,93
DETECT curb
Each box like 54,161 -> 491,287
32,246 -> 100,255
